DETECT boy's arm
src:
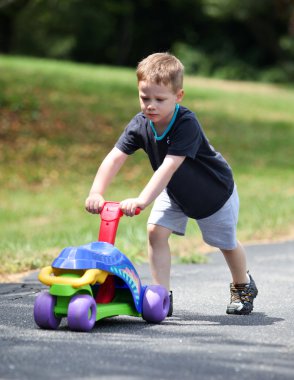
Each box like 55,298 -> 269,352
120,154 -> 185,216
85,147 -> 128,213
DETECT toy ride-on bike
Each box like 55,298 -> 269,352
34,202 -> 170,332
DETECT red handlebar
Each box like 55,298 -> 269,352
98,202 -> 141,244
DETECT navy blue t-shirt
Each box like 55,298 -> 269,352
115,106 -> 234,219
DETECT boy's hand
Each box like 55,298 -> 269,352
85,193 -> 105,214
120,198 -> 145,217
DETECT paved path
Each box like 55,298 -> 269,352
0,241 -> 293,380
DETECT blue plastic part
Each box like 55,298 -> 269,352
52,242 -> 123,269
52,242 -> 143,313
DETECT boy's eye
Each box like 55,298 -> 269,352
156,98 -> 164,102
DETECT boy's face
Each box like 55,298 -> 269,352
138,81 -> 184,129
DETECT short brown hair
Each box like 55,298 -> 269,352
136,52 -> 184,93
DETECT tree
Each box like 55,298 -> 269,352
0,0 -> 293,81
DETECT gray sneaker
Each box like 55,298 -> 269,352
226,273 -> 258,315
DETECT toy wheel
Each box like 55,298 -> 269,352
142,285 -> 170,323
34,292 -> 61,330
67,294 -> 96,332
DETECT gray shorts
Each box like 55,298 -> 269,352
147,186 -> 239,250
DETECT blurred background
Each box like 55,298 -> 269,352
0,0 -> 294,276
1,0 -> 294,82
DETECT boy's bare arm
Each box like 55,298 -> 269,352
85,147 -> 128,213
120,155 -> 185,216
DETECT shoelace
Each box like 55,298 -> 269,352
230,283 -> 252,303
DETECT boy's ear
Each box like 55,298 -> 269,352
176,89 -> 184,102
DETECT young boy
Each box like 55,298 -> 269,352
85,52 -> 258,316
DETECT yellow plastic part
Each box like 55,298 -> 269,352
38,266 -> 108,288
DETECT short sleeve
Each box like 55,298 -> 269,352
115,115 -> 143,155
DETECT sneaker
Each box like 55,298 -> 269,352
167,291 -> 173,317
226,273 -> 258,315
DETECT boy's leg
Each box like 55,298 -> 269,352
147,189 -> 188,317
147,224 -> 172,290
197,186 -> 258,314
147,188 -> 188,290
221,241 -> 248,284
221,242 -> 258,314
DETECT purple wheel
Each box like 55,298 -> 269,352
67,294 -> 96,332
34,292 -> 61,330
142,285 -> 170,323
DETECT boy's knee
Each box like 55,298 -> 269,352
147,224 -> 170,245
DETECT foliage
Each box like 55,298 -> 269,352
0,56 -> 294,274
0,0 -> 293,82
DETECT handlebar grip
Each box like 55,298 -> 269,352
135,208 -> 141,215
98,201 -> 141,244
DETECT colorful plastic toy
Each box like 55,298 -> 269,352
34,202 -> 170,332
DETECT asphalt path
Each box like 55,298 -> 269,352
0,240 -> 293,380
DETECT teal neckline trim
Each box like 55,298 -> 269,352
149,104 -> 179,141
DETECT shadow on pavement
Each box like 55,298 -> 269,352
63,310 -> 283,336
171,310 -> 284,327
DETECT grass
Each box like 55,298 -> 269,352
0,55 -> 294,274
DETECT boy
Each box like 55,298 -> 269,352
85,52 -> 258,316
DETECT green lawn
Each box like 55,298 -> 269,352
0,55 -> 294,274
